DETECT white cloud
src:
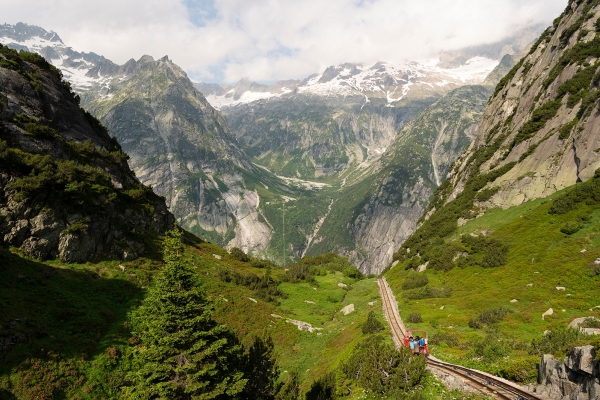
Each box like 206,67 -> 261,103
1,0 -> 568,83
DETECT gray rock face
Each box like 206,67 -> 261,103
0,46 -> 173,262
307,85 -> 492,273
442,0 -> 600,215
531,346 -> 600,400
81,55 -> 272,252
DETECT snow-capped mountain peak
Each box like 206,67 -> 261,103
0,22 -> 120,91
197,56 -> 499,110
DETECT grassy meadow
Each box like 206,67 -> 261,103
385,184 -> 600,381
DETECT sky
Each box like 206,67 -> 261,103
1,0 -> 568,84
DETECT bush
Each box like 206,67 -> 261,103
306,371 -> 337,400
481,240 -> 509,268
406,313 -> 422,323
341,338 -> 426,395
230,247 -> 249,262
530,327 -> 587,356
581,317 -> 600,328
403,286 -> 452,300
559,118 -> 578,140
468,336 -> 511,362
502,358 -> 539,383
560,221 -> 582,235
402,273 -> 429,290
429,332 -> 459,347
282,253 -> 363,283
362,311 -> 384,334
217,269 -> 285,303
469,307 -> 512,329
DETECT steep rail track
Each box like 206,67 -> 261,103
377,277 -> 545,400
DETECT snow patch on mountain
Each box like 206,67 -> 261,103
201,57 -> 499,109
0,23 -> 118,93
205,87 -> 294,109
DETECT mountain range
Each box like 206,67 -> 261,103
2,0 -> 600,398
0,22 -> 540,272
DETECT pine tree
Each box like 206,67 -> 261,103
123,229 -> 246,399
240,335 -> 281,399
362,311 -> 384,334
276,371 -> 300,400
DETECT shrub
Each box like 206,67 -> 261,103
475,187 -> 500,202
469,307 -> 512,329
497,357 -> 539,383
217,269 -> 285,303
429,332 -> 459,347
468,335 -> 511,362
581,317 -> 600,328
306,371 -> 337,400
560,221 -> 582,235
282,253 -> 363,283
559,119 -> 578,140
530,327 -> 587,356
362,311 -> 384,334
403,286 -> 452,300
230,247 -> 250,262
402,273 -> 429,290
406,313 -> 422,323
481,240 -> 509,268
341,338 -> 426,395
456,255 -> 478,268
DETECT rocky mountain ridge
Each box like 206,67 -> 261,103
306,84 -> 493,272
198,58 -> 499,110
0,22 -> 550,273
0,44 -> 174,262
437,0 -> 600,220
0,22 -> 121,92
80,54 -> 284,254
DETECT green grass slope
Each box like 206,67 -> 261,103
385,174 -> 600,381
0,235 -> 388,398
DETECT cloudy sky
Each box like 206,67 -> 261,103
2,0 -> 567,83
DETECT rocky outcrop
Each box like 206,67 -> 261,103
0,45 -> 173,262
529,346 -> 600,399
442,0 -> 600,214
81,55 -> 272,252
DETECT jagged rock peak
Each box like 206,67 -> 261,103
0,22 -> 63,44
0,45 -> 174,262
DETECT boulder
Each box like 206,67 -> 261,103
532,347 -> 600,399
565,345 -> 596,376
542,308 -> 554,320
341,304 -> 355,315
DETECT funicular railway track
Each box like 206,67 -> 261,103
377,278 -> 545,400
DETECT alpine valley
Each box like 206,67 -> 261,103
2,1 -> 600,398
1,22 -> 539,273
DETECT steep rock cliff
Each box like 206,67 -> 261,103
81,56 -> 273,252
0,45 -> 173,262
444,0 -> 600,214
307,85 -> 491,273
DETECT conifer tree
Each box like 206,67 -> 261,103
123,229 -> 246,399
276,371 -> 300,400
240,335 -> 281,399
362,311 -> 384,334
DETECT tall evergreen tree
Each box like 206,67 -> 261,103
123,229 -> 246,399
240,335 -> 281,399
276,371 -> 300,400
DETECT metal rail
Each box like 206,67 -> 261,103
377,278 -> 544,400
